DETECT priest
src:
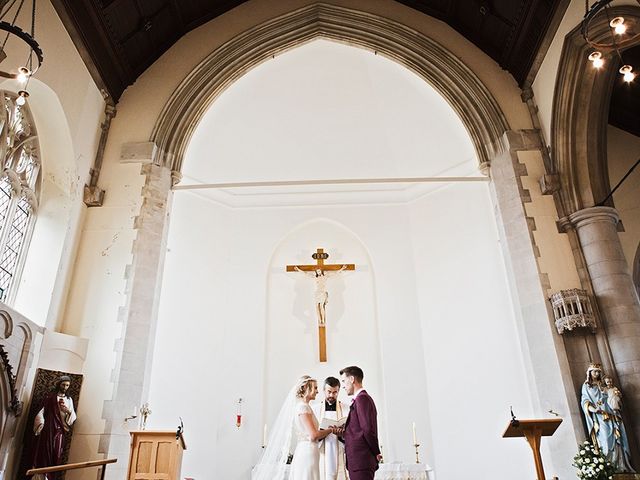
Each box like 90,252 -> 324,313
313,377 -> 348,480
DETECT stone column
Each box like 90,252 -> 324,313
562,206 -> 640,449
98,161 -> 173,480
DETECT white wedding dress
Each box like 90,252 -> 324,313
289,402 -> 320,480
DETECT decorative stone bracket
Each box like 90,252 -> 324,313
549,288 -> 596,334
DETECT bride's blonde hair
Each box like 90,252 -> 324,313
295,375 -> 316,398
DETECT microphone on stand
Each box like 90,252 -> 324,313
510,406 -> 519,428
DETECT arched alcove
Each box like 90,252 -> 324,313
151,3 -> 508,176
0,79 -> 80,326
264,217 -> 385,440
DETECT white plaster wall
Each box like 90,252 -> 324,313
185,39 -> 476,185
147,195 -> 425,479
37,331 -> 89,374
607,125 -> 640,273
62,161 -> 146,478
409,183 -> 536,479
147,180 -> 537,480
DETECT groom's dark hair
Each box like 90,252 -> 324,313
340,366 -> 364,382
324,376 -> 340,388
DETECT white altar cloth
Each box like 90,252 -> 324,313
251,462 -> 435,480
376,463 -> 435,480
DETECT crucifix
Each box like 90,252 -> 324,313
286,248 -> 355,362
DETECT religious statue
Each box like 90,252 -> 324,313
580,364 -> 634,473
294,266 -> 346,327
140,402 -> 152,430
602,376 -> 622,413
30,375 -> 77,479
287,248 -> 355,362
602,375 -> 634,473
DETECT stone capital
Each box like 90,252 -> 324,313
558,206 -> 620,232
478,161 -> 490,176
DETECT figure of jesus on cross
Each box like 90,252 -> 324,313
287,248 -> 355,362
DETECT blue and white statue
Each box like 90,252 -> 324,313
602,375 -> 634,473
581,363 -> 634,473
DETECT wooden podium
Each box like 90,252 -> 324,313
503,418 -> 562,480
127,431 -> 186,480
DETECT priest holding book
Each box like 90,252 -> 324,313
313,377 -> 348,480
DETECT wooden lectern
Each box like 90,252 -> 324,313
503,418 -> 562,480
127,431 -> 187,480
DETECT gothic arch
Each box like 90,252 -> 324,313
150,3 -> 508,176
551,5 -> 640,216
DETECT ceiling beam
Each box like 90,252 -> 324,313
173,176 -> 491,191
50,0 -> 130,102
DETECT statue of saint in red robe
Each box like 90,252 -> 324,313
31,375 -> 77,479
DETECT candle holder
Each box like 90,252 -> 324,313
236,398 -> 243,428
124,413 -> 137,422
140,403 -> 152,430
413,443 -> 420,464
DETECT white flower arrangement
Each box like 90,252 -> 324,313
572,441 -> 616,480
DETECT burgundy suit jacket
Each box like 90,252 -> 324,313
343,390 -> 380,472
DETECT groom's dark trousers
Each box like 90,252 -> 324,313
348,470 -> 376,480
343,390 -> 380,480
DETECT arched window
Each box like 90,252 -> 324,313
0,92 -> 40,303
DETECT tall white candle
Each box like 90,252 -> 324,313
412,422 -> 417,445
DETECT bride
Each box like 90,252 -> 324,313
254,375 -> 337,480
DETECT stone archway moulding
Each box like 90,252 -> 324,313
150,3 -> 509,176
551,6 -> 640,216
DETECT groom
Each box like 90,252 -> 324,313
339,366 -> 382,480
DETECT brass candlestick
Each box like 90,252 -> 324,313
414,443 -> 420,464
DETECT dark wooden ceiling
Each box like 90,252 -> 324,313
609,45 -> 640,138
51,0 -> 564,103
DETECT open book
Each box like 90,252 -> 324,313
320,416 -> 347,430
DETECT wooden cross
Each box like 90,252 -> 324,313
286,248 -> 355,362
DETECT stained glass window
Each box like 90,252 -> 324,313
0,93 -> 40,303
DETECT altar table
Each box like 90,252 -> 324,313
376,463 -> 435,480
251,462 -> 435,479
